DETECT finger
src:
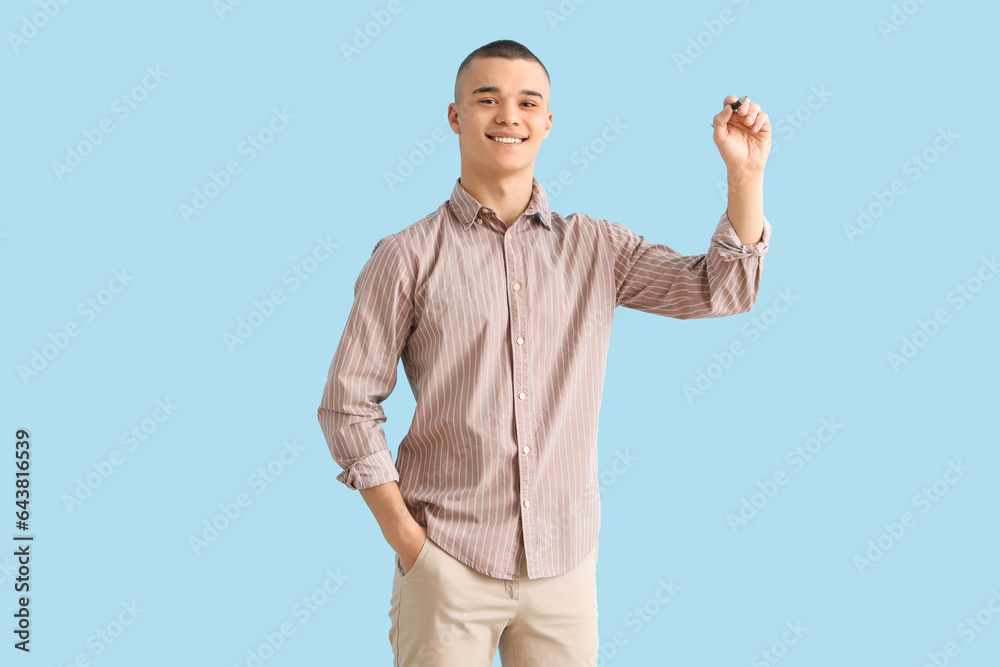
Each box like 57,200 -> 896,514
737,97 -> 752,116
724,95 -> 739,108
751,110 -> 769,133
742,102 -> 761,125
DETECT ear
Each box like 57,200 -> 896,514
447,102 -> 461,135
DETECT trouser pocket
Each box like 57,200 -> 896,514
396,535 -> 432,578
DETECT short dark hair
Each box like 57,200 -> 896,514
454,39 -> 550,103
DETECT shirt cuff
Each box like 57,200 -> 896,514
336,448 -> 400,490
711,209 -> 772,260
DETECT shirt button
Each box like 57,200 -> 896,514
523,446 -> 530,454
482,208 -> 491,213
516,337 -> 524,345
518,391 -> 526,400
512,283 -> 520,291
523,499 -> 530,508
477,218 -> 483,224
506,232 -> 512,240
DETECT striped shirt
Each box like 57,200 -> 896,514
317,176 -> 772,579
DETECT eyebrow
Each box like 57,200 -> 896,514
470,85 -> 544,101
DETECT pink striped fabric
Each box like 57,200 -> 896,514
317,176 -> 772,579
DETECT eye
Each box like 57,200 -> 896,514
477,99 -> 538,107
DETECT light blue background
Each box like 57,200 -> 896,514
2,0 -> 998,665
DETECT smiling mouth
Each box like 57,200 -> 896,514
487,135 -> 525,144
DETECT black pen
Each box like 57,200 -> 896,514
712,96 -> 749,127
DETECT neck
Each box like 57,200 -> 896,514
459,166 -> 535,227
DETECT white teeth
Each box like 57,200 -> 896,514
490,136 -> 523,144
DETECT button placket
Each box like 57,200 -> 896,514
505,222 -> 535,565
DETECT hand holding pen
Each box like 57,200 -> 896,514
712,94 -> 771,173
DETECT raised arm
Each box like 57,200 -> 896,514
600,211 -> 771,319
714,93 -> 770,245
602,92 -> 773,319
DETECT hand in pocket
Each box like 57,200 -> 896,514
397,525 -> 428,575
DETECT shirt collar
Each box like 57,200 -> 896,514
447,177 -> 552,231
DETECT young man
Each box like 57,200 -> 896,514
318,39 -> 772,666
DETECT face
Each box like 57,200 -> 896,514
448,57 -> 552,179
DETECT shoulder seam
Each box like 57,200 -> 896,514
383,233 -> 415,291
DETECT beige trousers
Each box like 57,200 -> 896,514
389,535 -> 599,666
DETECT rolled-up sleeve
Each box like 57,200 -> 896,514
317,234 -> 414,490
599,209 -> 772,319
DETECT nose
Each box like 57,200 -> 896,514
493,99 -> 522,126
